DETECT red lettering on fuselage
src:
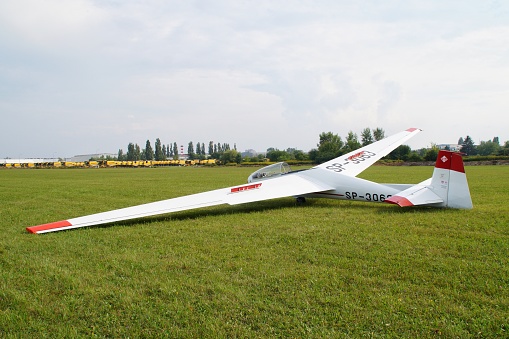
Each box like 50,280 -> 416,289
230,183 -> 262,193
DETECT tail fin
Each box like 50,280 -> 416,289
430,150 -> 473,209
385,150 -> 473,209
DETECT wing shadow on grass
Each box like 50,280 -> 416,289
100,198 -> 309,230
92,197 -> 450,231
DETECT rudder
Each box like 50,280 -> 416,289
430,150 -> 473,209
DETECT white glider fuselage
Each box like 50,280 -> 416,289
283,168 -> 403,204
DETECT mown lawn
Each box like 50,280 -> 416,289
0,165 -> 508,337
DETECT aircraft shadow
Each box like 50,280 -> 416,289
95,197 -> 446,231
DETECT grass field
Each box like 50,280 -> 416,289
1,165 -> 508,337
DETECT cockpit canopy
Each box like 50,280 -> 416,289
247,162 -> 292,183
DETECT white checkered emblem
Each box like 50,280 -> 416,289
441,156 -> 448,163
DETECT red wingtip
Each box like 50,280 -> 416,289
385,196 -> 414,207
406,128 -> 419,132
26,220 -> 72,234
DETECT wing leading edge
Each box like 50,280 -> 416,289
26,173 -> 334,234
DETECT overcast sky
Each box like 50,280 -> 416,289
1,0 -> 508,158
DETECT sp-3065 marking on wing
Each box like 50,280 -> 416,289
325,151 -> 377,172
26,128 -> 473,234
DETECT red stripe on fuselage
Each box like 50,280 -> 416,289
26,220 -> 72,234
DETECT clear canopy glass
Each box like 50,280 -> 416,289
247,162 -> 292,182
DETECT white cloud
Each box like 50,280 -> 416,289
0,0 -> 508,156
0,0 -> 107,51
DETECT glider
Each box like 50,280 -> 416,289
27,128 -> 472,234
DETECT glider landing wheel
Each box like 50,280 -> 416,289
296,197 -> 306,205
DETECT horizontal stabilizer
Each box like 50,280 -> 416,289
385,185 -> 443,207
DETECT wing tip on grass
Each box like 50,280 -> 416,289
26,220 -> 72,234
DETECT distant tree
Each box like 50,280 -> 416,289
314,131 -> 343,163
173,142 -> 179,159
407,151 -> 423,162
135,144 -> 141,160
145,140 -> 154,160
493,136 -> 500,145
458,137 -> 464,146
343,131 -> 361,153
117,149 -> 125,161
208,141 -> 214,155
126,143 -> 135,161
195,142 -> 206,160
460,136 -> 476,156
318,132 -> 343,154
373,127 -> 385,141
424,144 -> 439,161
283,148 -> 307,161
499,141 -> 509,156
162,144 -> 167,159
154,138 -> 164,160
167,144 -> 171,157
266,148 -> 289,162
477,140 -> 499,156
361,127 -> 374,146
388,145 -> 411,160
221,149 -> 241,164
415,147 -> 427,158
187,142 -> 195,160
293,150 -> 307,161
308,149 -> 319,162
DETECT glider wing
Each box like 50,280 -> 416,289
314,128 -> 421,177
26,173 -> 334,234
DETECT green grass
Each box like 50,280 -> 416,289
0,165 -> 508,338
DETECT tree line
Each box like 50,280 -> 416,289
457,136 -> 508,156
264,128 -> 509,163
111,129 -> 509,164
116,139 -> 241,164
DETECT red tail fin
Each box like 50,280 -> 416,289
434,151 -> 466,173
